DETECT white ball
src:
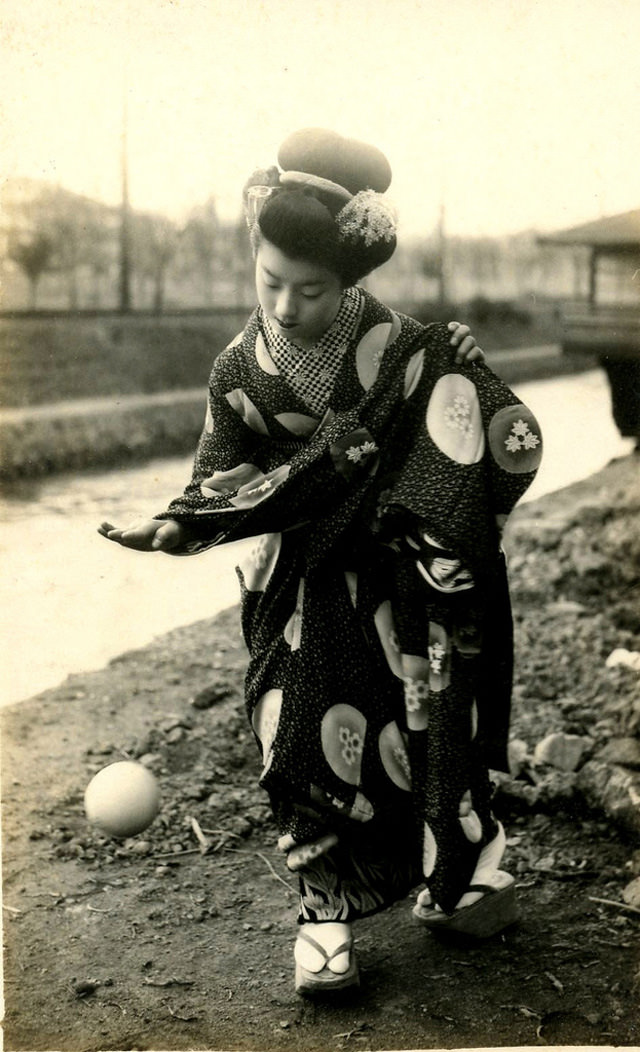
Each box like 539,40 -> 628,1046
84,761 -> 160,838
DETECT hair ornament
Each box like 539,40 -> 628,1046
243,165 -> 281,229
245,184 -> 277,228
336,190 -> 398,247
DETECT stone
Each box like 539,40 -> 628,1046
606,648 -> 640,672
544,600 -> 587,617
576,761 -> 640,839
622,876 -> 640,909
191,684 -> 233,709
534,732 -> 591,772
508,738 -> 530,777
595,737 -> 640,770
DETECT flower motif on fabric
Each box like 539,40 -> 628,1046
393,746 -> 412,784
428,640 -> 446,675
444,395 -> 475,440
262,711 -> 279,754
322,704 -> 367,784
403,676 -> 429,712
488,404 -> 543,474
250,535 -> 270,569
339,726 -> 364,767
504,419 -> 541,454
229,464 -> 291,508
345,440 -> 379,463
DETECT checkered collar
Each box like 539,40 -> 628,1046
261,286 -> 362,359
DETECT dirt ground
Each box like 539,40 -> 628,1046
2,454 -> 640,1052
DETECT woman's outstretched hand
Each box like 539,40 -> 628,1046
98,518 -> 186,552
448,321 -> 485,364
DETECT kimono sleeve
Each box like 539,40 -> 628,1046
155,347 -> 263,551
156,346 -> 383,554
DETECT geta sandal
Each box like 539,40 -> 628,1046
412,879 -> 517,938
294,927 -> 359,995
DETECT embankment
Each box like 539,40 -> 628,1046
0,311 -> 593,480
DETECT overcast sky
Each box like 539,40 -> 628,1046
2,0 -> 639,239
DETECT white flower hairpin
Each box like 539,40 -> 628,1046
336,191 -> 398,247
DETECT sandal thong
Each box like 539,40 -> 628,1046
294,929 -> 359,995
412,880 -> 517,938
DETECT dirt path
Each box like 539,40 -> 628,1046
2,456 -> 640,1051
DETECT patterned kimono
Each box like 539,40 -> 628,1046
160,289 -> 542,919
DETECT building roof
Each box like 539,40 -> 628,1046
539,209 -> 640,253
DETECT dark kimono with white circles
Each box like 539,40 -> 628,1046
160,290 -> 542,919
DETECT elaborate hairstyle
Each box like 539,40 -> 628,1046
243,129 -> 398,287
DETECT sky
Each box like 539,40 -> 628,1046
2,0 -> 640,239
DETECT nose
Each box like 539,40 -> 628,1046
276,288 -> 297,321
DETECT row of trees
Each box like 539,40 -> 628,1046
1,177 -> 609,312
1,180 -> 254,311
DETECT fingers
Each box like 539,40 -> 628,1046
98,521 -> 126,541
454,334 -> 477,362
150,520 -> 183,551
97,519 -> 162,550
447,322 -> 485,363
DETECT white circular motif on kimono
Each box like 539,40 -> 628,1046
459,810 -> 483,843
425,374 -> 485,464
344,570 -> 358,608
355,320 -> 398,390
251,689 -> 283,769
374,601 -> 403,678
378,722 -> 412,791
275,412 -> 319,438
201,462 -> 264,496
255,332 -> 280,375
404,348 -> 425,399
470,699 -> 478,740
284,578 -> 305,651
227,329 -> 245,349
225,388 -> 269,436
428,622 -> 451,692
321,704 -> 367,786
229,464 -> 291,509
488,404 -> 543,474
422,820 -> 438,878
349,791 -> 375,823
238,532 -> 282,592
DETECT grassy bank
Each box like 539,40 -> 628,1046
0,393 -> 206,480
0,308 -> 593,481
0,310 -> 250,408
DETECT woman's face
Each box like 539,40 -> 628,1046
255,239 -> 343,350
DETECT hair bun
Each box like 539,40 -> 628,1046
277,128 -> 392,196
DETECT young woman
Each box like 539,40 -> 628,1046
100,128 -> 542,995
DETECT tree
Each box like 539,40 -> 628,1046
8,232 -> 54,308
180,198 -> 219,305
131,213 -> 180,312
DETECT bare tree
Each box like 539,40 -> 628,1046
8,232 -> 54,308
131,213 -> 180,312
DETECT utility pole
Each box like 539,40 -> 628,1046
118,75 -> 132,313
436,200 -> 447,308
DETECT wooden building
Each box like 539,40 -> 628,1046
539,209 -> 640,360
